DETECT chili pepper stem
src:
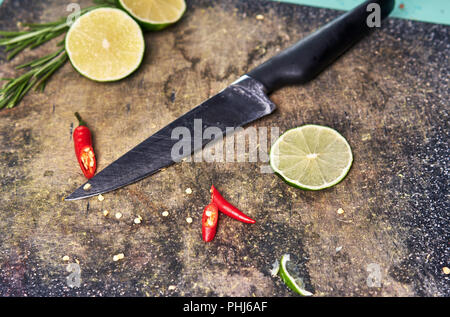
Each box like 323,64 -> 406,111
74,112 -> 88,127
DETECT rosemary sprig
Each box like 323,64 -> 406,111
0,0 -> 117,110
0,49 -> 68,109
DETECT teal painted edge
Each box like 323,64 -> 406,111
272,0 -> 450,25
0,0 -> 448,25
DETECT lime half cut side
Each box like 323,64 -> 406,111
65,8 -> 145,82
270,124 -> 353,190
279,254 -> 313,296
118,0 -> 186,30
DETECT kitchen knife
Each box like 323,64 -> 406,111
65,0 -> 394,201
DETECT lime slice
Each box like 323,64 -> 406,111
118,0 -> 186,31
270,124 -> 353,190
65,8 -> 145,82
279,254 -> 313,296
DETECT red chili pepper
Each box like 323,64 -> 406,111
73,112 -> 96,179
210,185 -> 255,224
202,203 -> 219,242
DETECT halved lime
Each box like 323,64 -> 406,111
118,0 -> 186,31
270,125 -> 353,190
279,254 -> 313,296
65,8 -> 145,82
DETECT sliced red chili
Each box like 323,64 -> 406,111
210,185 -> 255,224
202,203 -> 219,242
73,112 -> 96,179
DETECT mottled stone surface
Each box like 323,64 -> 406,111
0,0 -> 448,296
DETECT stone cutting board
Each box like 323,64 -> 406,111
0,0 -> 448,296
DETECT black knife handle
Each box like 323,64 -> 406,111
247,0 -> 395,93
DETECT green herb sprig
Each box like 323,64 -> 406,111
0,0 -> 117,110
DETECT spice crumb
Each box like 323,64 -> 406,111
83,183 -> 91,191
113,253 -> 125,261
62,255 -> 70,261
98,194 -> 104,202
185,188 -> 193,195
256,14 -> 264,20
115,212 -> 122,219
162,211 -> 169,217
134,216 -> 142,224
168,285 -> 176,291
186,217 -> 193,224
443,267 -> 450,275
337,208 -> 345,215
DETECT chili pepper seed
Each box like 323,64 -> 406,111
83,183 -> 91,191
185,188 -> 192,195
186,217 -> 193,224
113,253 -> 125,262
115,212 -> 123,219
337,208 -> 345,215
62,255 -> 70,261
443,267 -> 450,275
103,210 -> 109,217
98,194 -> 104,202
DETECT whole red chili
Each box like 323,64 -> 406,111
210,185 -> 255,224
202,203 -> 219,242
73,112 -> 96,179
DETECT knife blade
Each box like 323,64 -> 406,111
65,76 -> 274,200
65,0 -> 394,201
